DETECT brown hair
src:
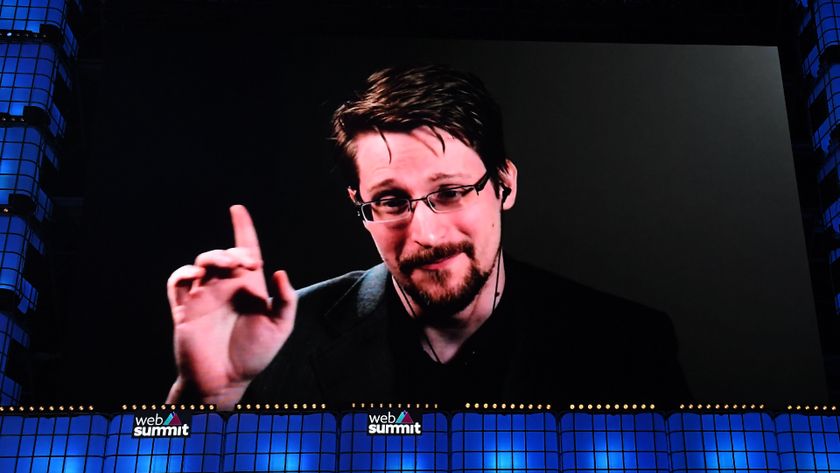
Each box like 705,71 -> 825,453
332,64 -> 507,194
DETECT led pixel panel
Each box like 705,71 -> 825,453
0,0 -> 79,57
814,1 -> 840,59
668,413 -> 780,473
339,412 -> 447,472
0,414 -> 108,473
103,413 -> 224,473
807,64 -> 840,155
776,414 -> 840,473
559,412 -> 670,472
797,0 -> 840,79
0,215 -> 42,314
0,126 -> 57,222
222,413 -> 337,472
0,41 -> 68,137
0,311 -> 27,404
451,413 -> 559,473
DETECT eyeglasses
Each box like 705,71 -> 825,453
356,172 -> 492,223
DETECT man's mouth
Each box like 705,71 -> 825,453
417,253 -> 458,271
398,242 -> 474,274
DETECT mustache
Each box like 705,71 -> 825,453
398,242 -> 474,273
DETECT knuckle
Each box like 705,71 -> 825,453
168,266 -> 193,286
195,249 -> 225,262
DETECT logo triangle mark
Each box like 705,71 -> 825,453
400,411 -> 414,424
169,413 -> 182,426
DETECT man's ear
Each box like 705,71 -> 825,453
348,187 -> 373,230
347,187 -> 359,202
499,159 -> 518,211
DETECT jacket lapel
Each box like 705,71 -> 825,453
310,264 -> 398,406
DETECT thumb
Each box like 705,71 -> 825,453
270,270 -> 298,319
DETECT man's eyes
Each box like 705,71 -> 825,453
369,185 -> 469,203
436,188 -> 461,198
435,187 -> 470,201
374,198 -> 407,208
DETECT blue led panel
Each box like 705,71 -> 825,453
0,42 -> 68,137
807,64 -> 840,155
0,414 -> 108,473
559,412 -> 669,472
103,413 -> 224,473
0,311 -> 27,404
776,414 -> 840,472
451,413 -> 558,473
668,413 -> 780,473
816,1 -> 840,62
338,412 -> 447,472
223,413 -> 337,472
0,0 -> 79,57
0,126 -> 57,222
0,215 -> 42,314
800,1 -> 840,79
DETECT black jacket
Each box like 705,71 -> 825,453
242,258 -> 690,408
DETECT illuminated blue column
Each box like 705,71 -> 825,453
0,0 -> 77,405
798,0 -> 840,314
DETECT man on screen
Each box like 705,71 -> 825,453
166,65 -> 689,410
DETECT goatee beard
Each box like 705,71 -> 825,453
396,242 -> 494,327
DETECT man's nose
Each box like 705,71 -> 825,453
408,199 -> 446,247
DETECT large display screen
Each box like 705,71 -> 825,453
54,31 -> 825,409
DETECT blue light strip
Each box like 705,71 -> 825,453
0,411 -> 836,472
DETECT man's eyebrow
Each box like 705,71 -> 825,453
366,172 -> 470,195
367,178 -> 400,194
428,172 -> 468,182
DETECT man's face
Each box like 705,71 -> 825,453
352,128 -> 514,321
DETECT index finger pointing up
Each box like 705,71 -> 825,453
230,204 -> 262,257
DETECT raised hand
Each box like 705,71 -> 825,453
166,205 -> 297,410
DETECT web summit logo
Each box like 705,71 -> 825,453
132,412 -> 191,438
367,410 -> 422,435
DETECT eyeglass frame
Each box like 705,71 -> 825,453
354,172 -> 494,223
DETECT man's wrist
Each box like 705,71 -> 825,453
166,377 -> 250,411
202,382 -> 251,410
